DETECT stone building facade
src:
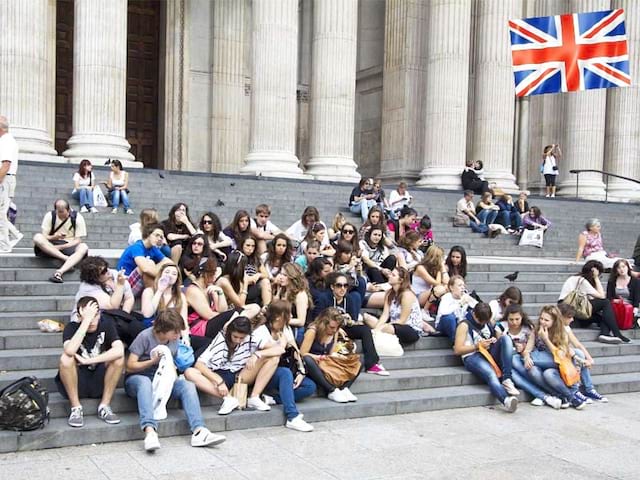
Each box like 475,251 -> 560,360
0,0 -> 638,200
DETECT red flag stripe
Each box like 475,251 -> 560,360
518,67 -> 557,97
592,62 -> 631,84
508,20 -> 547,43
584,9 -> 624,39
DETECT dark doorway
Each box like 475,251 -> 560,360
55,0 -> 74,155
127,0 -> 161,168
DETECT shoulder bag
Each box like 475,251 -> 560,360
563,278 -> 593,320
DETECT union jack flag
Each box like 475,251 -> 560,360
509,9 -> 630,97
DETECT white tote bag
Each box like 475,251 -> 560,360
519,228 -> 544,248
372,330 -> 404,357
93,185 -> 108,208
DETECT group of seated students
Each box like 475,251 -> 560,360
50,191 -> 639,450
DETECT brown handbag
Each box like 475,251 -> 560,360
318,354 -> 362,388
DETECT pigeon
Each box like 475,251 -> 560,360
104,159 -> 112,166
158,171 -> 165,179
215,199 -> 225,207
230,182 -> 236,187
504,271 -> 519,282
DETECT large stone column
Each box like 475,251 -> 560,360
306,0 -> 360,181
379,0 -> 428,182
416,0 -> 471,189
211,0 -> 247,174
242,0 -> 304,178
557,0 -> 608,199
0,0 -> 57,159
604,0 -> 640,201
470,0 -> 520,192
63,0 -> 135,165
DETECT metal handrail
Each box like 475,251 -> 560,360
568,169 -> 640,202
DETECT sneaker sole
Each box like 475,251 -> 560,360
194,437 -> 226,447
101,418 -> 121,425
68,422 -> 83,428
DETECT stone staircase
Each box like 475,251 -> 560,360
0,161 -> 638,452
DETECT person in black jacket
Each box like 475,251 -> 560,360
311,272 -> 389,376
633,234 -> 640,274
461,159 -> 490,195
607,259 -> 640,316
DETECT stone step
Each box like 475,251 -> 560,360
0,281 -> 80,296
0,296 -> 75,313
0,311 -> 69,331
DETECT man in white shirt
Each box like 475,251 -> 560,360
250,203 -> 285,254
0,115 -> 22,252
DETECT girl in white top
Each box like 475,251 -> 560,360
412,245 -> 449,306
359,225 -> 396,285
488,286 -> 522,324
107,159 -> 133,214
395,231 -> 423,272
436,275 -> 478,341
72,159 -> 97,213
542,144 -> 560,198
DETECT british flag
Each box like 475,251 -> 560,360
509,9 -> 630,97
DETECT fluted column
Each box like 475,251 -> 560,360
604,0 -> 640,201
63,0 -> 135,165
379,0 -> 428,182
471,0 -> 520,192
306,0 -> 360,181
211,0 -> 246,174
242,0 -> 304,178
417,0 -> 471,189
557,0 -> 608,199
0,0 -> 57,159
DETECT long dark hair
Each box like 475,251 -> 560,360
226,209 -> 251,246
266,233 -> 294,273
222,250 -> 247,292
364,225 -> 385,253
179,233 -> 212,278
307,257 -> 332,290
339,222 -> 360,253
498,286 -> 523,308
224,316 -> 252,361
580,260 -> 603,288
300,206 -> 320,229
385,267 -> 412,306
239,235 -> 260,268
79,256 -> 109,285
199,212 -> 222,242
501,303 -> 533,330
78,159 -> 92,178
445,245 -> 467,278
608,259 -> 632,285
361,206 -> 387,234
166,203 -> 193,232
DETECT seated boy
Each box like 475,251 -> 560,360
250,204 -> 285,255
125,308 -> 226,452
117,223 -> 172,297
56,296 -> 125,428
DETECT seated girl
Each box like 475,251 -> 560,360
71,159 -> 97,213
606,259 -> 640,321
300,222 -> 335,258
522,206 -> 551,231
328,212 -> 346,243
364,267 -> 432,344
435,275 -> 478,342
306,257 -> 333,299
453,303 -> 520,413
295,240 -> 321,273
239,235 -> 272,306
521,305 -> 587,410
496,304 -> 562,409
199,212 -> 232,263
178,234 -> 211,280
488,286 -> 522,325
125,309 -> 226,451
140,264 -> 188,341
445,245 -> 468,279
162,203 -> 197,264
261,233 -> 295,281
300,307 -> 360,403
395,231 -> 424,272
185,316 -> 280,415
359,206 -> 390,245
216,251 -> 262,311
333,240 -> 367,300
252,301 -> 316,432
387,206 -> 418,243
475,192 -> 499,225
359,225 -> 396,285
334,222 -> 361,256
107,159 -> 133,214
273,263 -> 314,344
412,245 -> 448,307
286,206 -> 326,246
223,209 -> 251,253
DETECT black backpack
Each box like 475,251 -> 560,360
48,210 -> 77,236
0,377 -> 49,431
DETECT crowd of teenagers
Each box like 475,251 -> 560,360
45,180 -> 640,452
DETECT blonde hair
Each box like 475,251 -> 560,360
331,212 -> 346,232
419,245 -> 444,277
538,305 -> 569,353
153,264 -> 184,313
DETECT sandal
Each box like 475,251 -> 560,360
48,271 -> 64,283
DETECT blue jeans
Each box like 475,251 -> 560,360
266,367 -> 316,421
497,210 -> 511,228
469,221 -> 489,234
573,350 -> 593,390
512,354 -> 551,400
437,313 -> 458,342
538,368 -> 579,400
124,374 -> 205,432
72,189 -> 94,208
111,189 -> 130,209
350,199 -> 376,222
489,335 -> 514,380
463,352 -> 508,403
477,209 -> 498,225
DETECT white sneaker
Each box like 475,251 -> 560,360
262,394 -> 277,406
191,427 -> 226,447
218,396 -> 239,415
285,414 -> 314,432
111,208 -> 118,214
247,396 -> 271,411
144,430 -> 161,452
530,398 -> 544,407
90,207 -> 99,213
9,232 -> 23,248
126,208 -> 134,215
501,378 -> 520,396
340,387 -> 358,402
544,395 -> 562,410
545,194 -> 550,198
80,206 -> 88,213
503,396 -> 518,413
328,389 -> 349,403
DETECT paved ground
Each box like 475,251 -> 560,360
1,392 -> 639,480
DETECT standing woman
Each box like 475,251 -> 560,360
107,159 -> 133,214
273,263 -> 314,344
223,209 -> 251,252
261,233 -> 294,281
72,159 -> 97,213
162,203 -> 197,264
365,267 -> 429,345
541,144 -> 560,198
199,212 -> 232,262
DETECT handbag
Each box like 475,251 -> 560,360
477,342 -> 502,377
371,330 -> 404,357
519,228 -> 544,248
93,185 -> 108,208
174,342 -> 195,372
552,347 -> 580,386
230,374 -> 248,410
318,354 -> 362,388
563,278 -> 593,320
611,299 -> 634,330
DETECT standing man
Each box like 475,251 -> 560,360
0,115 -> 22,252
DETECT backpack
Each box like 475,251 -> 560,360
0,376 -> 49,431
49,210 -> 77,236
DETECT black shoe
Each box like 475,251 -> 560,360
620,335 -> 632,343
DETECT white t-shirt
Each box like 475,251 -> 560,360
359,240 -> 389,265
128,222 -> 142,245
250,218 -> 280,235
0,132 -> 19,175
436,292 -> 478,326
286,220 -> 329,247
488,299 -> 502,323
41,211 -> 87,239
542,155 -> 558,176
558,276 -> 600,301
73,172 -> 95,189
389,190 -> 411,211
456,198 -> 474,216
252,324 -> 295,349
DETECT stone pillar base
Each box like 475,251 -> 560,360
605,180 -> 640,203
12,127 -> 58,157
416,167 -> 462,190
486,171 -> 520,194
376,168 -> 421,185
241,151 -> 307,179
63,133 -> 135,164
19,153 -> 66,164
557,178 -> 606,200
306,156 -> 360,182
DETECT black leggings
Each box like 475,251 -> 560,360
366,255 -> 397,284
392,324 -> 420,346
343,324 -> 379,370
590,298 -> 623,338
303,356 -> 359,394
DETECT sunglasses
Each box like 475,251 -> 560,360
342,229 -> 355,234
333,282 -> 349,288
202,220 -> 213,225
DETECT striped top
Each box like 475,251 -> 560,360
197,331 -> 257,373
